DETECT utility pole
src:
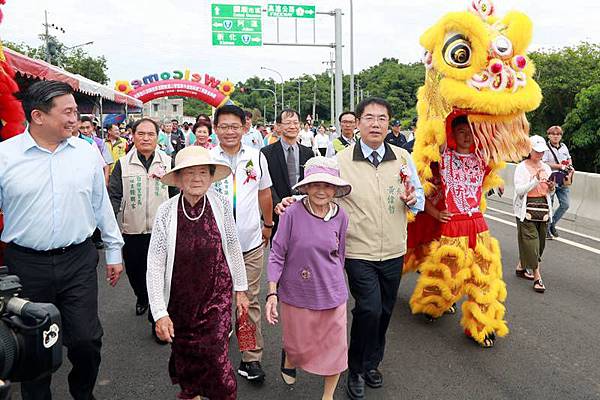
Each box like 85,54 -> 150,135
334,8 -> 343,133
42,10 -> 66,64
44,10 -> 51,63
349,0 -> 355,111
312,78 -> 317,125
322,54 -> 335,127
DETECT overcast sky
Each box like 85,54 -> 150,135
2,0 -> 600,86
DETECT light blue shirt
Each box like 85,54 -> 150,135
241,127 -> 264,150
359,140 -> 425,214
0,130 -> 124,264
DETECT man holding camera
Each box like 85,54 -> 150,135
543,125 -> 574,239
0,81 -> 124,400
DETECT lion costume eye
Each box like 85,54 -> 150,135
443,34 -> 472,68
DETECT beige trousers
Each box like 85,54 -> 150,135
241,246 -> 264,362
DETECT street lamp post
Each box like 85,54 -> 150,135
248,88 -> 277,124
296,79 -> 306,117
64,41 -> 94,51
261,66 -> 284,111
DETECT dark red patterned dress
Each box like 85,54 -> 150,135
167,196 -> 236,400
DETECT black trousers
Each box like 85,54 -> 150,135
345,257 -> 403,374
122,233 -> 151,307
5,239 -> 103,400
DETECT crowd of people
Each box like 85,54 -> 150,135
0,79 -> 575,400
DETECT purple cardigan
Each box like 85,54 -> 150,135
267,200 -> 349,310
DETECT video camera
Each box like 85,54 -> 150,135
0,266 -> 62,398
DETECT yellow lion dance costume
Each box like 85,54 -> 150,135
406,0 -> 542,347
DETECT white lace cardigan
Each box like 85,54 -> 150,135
146,190 -> 248,322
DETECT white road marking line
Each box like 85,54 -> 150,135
487,206 -> 600,243
485,214 -> 600,256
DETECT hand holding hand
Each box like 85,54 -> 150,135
106,263 -> 123,287
236,292 -> 250,317
155,316 -> 175,343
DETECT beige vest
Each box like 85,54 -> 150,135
120,149 -> 172,234
337,143 -> 410,261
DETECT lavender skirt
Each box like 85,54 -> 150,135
281,302 -> 348,376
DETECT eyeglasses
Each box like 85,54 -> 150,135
280,121 -> 300,127
134,132 -> 157,138
360,115 -> 389,124
341,120 -> 356,124
217,124 -> 244,132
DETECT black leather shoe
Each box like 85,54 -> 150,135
136,303 -> 149,316
365,369 -> 383,388
346,372 -> 365,400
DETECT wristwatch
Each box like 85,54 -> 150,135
263,222 -> 275,228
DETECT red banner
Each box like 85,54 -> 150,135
128,79 -> 229,107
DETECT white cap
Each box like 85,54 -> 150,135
530,135 -> 549,153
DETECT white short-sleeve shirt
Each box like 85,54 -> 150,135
210,145 -> 272,252
543,142 -> 571,167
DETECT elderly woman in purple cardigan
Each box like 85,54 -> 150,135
265,156 -> 351,400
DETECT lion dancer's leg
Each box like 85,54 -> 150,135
409,236 -> 471,318
461,231 -> 509,345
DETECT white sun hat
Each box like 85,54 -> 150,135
161,146 -> 231,186
530,135 -> 549,153
292,156 -> 352,198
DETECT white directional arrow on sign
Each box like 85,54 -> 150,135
214,6 -> 220,15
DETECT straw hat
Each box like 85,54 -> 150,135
161,146 -> 231,186
292,156 -> 352,197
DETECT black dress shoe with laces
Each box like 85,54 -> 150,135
135,303 -> 149,316
346,371 -> 365,400
364,369 -> 383,388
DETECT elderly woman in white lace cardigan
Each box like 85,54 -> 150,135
146,146 -> 249,400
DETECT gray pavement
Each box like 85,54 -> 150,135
14,197 -> 600,399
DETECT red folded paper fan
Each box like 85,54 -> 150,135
236,311 -> 257,352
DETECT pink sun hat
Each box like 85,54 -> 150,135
292,156 -> 352,198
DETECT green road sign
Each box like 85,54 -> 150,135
211,4 -> 261,19
211,4 -> 262,46
212,17 -> 262,33
212,32 -> 262,46
267,4 -> 315,18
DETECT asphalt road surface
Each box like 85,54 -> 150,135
13,199 -> 600,400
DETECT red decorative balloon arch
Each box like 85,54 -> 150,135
128,79 -> 230,107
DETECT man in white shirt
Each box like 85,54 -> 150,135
542,125 -> 573,238
241,110 -> 264,150
210,104 -> 273,382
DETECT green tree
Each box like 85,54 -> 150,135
562,84 -> 600,172
527,43 -> 600,135
181,97 -> 212,118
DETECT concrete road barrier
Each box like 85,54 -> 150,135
495,164 -> 599,223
